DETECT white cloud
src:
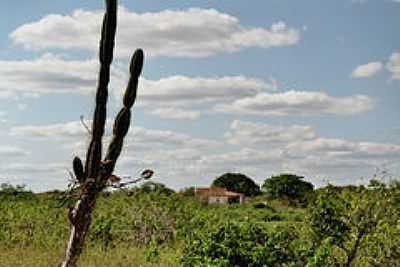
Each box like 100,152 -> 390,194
0,54 -> 98,98
11,7 -> 301,58
225,120 -> 315,146
214,90 -> 374,116
280,137 -> 400,184
136,75 -> 268,105
0,162 -> 64,174
150,108 -> 200,120
284,155 -> 374,174
0,146 -> 29,157
285,138 -> 400,160
0,53 -> 374,120
286,138 -> 356,155
0,53 -> 268,105
386,52 -> 400,80
356,142 -> 400,158
127,126 -> 220,150
10,120 -> 219,151
198,148 -> 283,167
351,61 -> 383,78
10,120 -> 90,139
6,118 -> 400,189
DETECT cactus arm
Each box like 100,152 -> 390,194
84,0 -> 117,180
103,49 -> 144,177
72,156 -> 84,183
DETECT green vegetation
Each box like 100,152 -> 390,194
263,174 -> 314,206
0,176 -> 399,266
212,172 -> 261,196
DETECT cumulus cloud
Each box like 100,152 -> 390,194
284,155 -> 374,175
0,53 -> 374,120
386,52 -> 400,80
198,148 -> 283,167
150,108 -> 201,120
10,7 -> 301,58
279,137 -> 400,185
0,53 -> 268,106
225,120 -> 316,146
10,120 -> 90,139
0,54 -> 99,98
126,126 -> 220,150
286,138 -> 356,155
136,75 -> 268,105
351,61 -> 383,78
0,162 -> 64,174
285,138 -> 400,160
10,120 -> 219,150
6,118 -> 400,189
214,90 -> 374,116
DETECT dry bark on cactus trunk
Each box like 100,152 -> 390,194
60,0 -> 144,266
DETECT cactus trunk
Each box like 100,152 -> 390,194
60,0 -> 144,266
61,182 -> 97,267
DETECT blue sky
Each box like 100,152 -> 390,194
0,0 -> 399,191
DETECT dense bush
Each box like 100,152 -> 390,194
309,186 -> 350,244
307,182 -> 400,266
211,173 -> 261,196
182,221 -> 299,267
262,174 -> 314,204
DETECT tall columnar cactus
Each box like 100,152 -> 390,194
61,1 -> 144,266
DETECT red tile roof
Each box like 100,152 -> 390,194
195,187 -> 243,197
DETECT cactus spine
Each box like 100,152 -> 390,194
61,1 -> 144,266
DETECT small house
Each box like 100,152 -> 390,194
194,187 -> 244,204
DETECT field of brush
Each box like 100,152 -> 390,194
0,183 -> 399,266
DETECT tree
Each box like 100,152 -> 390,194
211,173 -> 261,197
60,1 -> 145,266
307,182 -> 400,266
262,174 -> 314,201
140,182 -> 175,195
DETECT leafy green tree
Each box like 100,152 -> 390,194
211,173 -> 261,197
307,181 -> 400,266
262,174 -> 314,202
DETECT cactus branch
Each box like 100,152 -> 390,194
103,49 -> 143,176
84,0 -> 117,180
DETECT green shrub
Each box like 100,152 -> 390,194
89,215 -> 114,249
181,221 -> 298,267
